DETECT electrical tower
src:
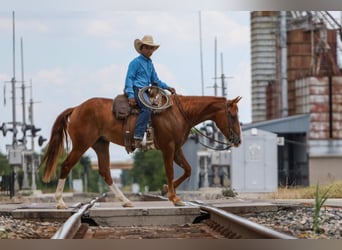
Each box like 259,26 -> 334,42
0,11 -> 46,196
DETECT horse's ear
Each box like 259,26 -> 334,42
233,96 -> 242,104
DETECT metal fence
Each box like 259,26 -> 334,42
0,173 -> 15,198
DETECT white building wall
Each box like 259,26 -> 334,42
231,128 -> 278,192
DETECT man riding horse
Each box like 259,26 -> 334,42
124,35 -> 175,149
40,35 -> 242,209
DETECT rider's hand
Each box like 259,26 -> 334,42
128,98 -> 136,107
168,87 -> 176,94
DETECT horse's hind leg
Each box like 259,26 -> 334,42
92,138 -> 133,207
55,148 -> 86,209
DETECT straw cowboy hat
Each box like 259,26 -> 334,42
134,35 -> 160,54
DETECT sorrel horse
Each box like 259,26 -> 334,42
40,94 -> 242,208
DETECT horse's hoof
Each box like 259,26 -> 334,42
173,200 -> 186,206
56,204 -> 68,209
122,201 -> 133,208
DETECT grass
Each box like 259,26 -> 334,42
263,181 -> 342,199
312,183 -> 332,233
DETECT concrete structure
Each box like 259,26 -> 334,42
300,76 -> 342,185
89,201 -> 200,227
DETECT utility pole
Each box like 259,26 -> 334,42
11,11 -> 17,147
29,80 -> 37,191
21,37 -> 27,146
219,53 -> 234,97
214,37 -> 218,96
212,53 -> 234,97
1,11 -> 45,194
199,12 -> 205,96
20,37 -> 30,190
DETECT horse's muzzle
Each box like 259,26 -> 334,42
233,138 -> 241,146
230,131 -> 241,146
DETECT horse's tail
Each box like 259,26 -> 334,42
39,107 -> 74,183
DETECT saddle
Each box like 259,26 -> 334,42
112,94 -> 138,120
112,94 -> 155,153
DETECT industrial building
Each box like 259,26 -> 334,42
177,11 -> 342,192
249,11 -> 342,186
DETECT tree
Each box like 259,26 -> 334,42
122,150 -> 166,192
0,151 -> 11,175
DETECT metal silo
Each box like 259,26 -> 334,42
250,11 -> 280,122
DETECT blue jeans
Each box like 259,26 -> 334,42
134,87 -> 152,140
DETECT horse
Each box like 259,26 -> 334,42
39,94 -> 242,208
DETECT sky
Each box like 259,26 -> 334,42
0,9 -> 251,163
1,0 -> 341,179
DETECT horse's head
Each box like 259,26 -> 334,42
216,96 -> 242,147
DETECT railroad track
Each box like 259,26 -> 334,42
189,201 -> 295,239
50,194 -> 296,239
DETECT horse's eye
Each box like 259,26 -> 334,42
228,113 -> 235,119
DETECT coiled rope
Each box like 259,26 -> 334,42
137,85 -> 173,111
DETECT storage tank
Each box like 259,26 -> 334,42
250,11 -> 280,122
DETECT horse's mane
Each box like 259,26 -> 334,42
173,95 -> 227,115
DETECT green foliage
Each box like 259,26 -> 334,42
222,188 -> 237,198
122,150 -> 166,192
0,151 -> 11,175
313,183 -> 332,234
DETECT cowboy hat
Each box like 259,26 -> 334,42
134,35 -> 160,54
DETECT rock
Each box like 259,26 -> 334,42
242,207 -> 342,239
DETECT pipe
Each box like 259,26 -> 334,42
280,11 -> 288,117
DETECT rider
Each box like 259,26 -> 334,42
124,35 -> 175,148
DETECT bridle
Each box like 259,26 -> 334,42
173,94 -> 237,151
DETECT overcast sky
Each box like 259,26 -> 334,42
2,4 -> 340,165
0,10 -> 251,162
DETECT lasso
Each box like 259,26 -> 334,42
137,85 -> 173,111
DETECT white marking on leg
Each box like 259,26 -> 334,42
55,179 -> 67,209
109,183 -> 132,207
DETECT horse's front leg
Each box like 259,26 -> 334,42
162,152 -> 186,206
173,148 -> 192,189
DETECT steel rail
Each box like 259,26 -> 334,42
188,201 -> 297,239
51,193 -> 296,239
51,194 -> 106,239
137,196 -> 296,239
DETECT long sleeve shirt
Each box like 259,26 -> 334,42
124,54 -> 170,99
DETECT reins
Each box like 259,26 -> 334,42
173,94 -> 233,150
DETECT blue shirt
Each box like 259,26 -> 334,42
124,54 -> 169,99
